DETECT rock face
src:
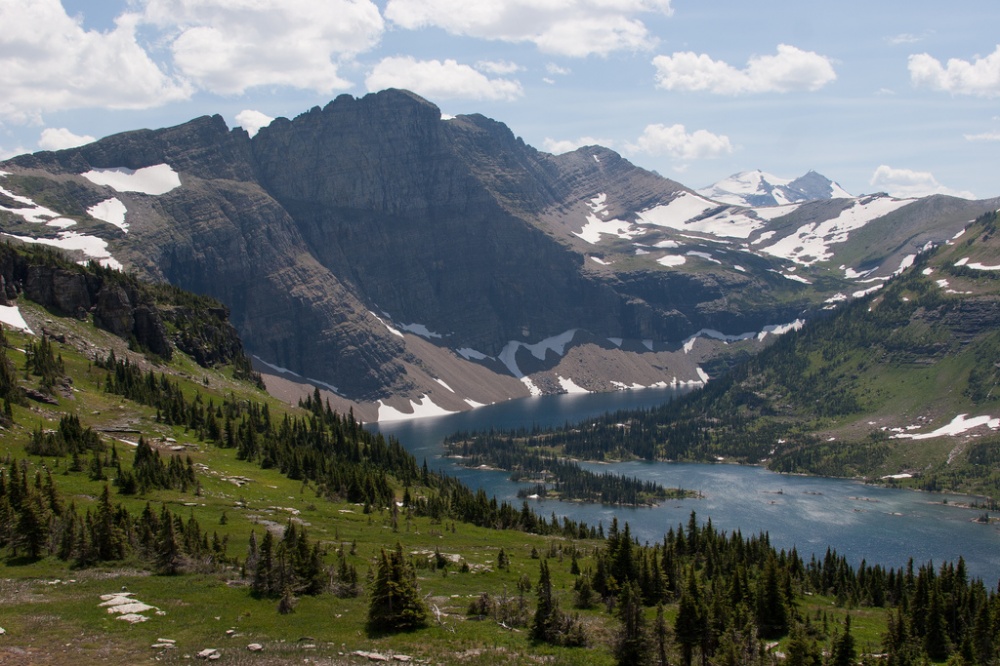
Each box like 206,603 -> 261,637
4,89 -> 999,408
0,245 -> 246,367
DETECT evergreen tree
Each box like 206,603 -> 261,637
784,622 -> 822,666
675,566 -> 705,666
366,543 -> 426,633
830,616 -> 857,666
755,554 -> 789,638
614,581 -> 650,666
531,558 -> 558,642
155,508 -> 182,575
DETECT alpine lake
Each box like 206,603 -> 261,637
370,387 -> 1000,585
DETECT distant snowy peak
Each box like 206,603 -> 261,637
698,170 -> 852,207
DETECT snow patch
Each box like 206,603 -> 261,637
0,182 -> 61,223
891,414 -> 999,440
3,231 -> 122,270
965,261 -> 1000,271
638,192 -> 764,239
433,377 -> 454,393
686,250 -> 721,264
696,367 -> 710,383
683,320 -> 804,353
558,376 -> 590,393
520,376 -> 542,396
499,330 -> 577,378
87,198 -> 128,232
757,319 -> 805,340
657,254 -> 686,267
464,398 -> 487,408
590,256 -> 610,265
252,355 -> 341,395
369,312 -> 403,338
852,284 -> 884,298
456,347 -> 490,361
377,395 -> 456,422
0,305 -> 34,334
762,196 -> 912,266
82,164 -> 180,195
399,322 -> 444,339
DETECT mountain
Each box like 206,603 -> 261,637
507,210 -> 1000,499
698,169 -> 853,206
2,89 -> 999,419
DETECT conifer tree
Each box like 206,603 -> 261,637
531,558 -> 558,642
366,543 -> 426,633
675,566 -> 705,666
155,509 -> 182,575
830,616 -> 856,666
614,581 -> 650,666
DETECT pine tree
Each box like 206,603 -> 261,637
14,499 -> 46,560
830,615 -> 857,666
531,558 -> 558,642
366,543 -> 426,633
614,581 -> 650,666
675,566 -> 705,666
155,508 -> 182,575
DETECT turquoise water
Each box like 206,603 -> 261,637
371,388 -> 1000,584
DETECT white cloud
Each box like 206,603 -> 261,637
366,57 -> 524,101
625,124 -> 732,160
38,128 -> 96,151
965,131 -> 1000,142
652,44 -> 836,94
886,33 -> 924,46
0,146 -> 30,161
476,60 -> 521,75
0,0 -> 192,123
543,136 -> 614,154
384,0 -> 673,57
870,165 -> 975,199
909,46 -> 1000,97
141,0 -> 384,95
235,110 -> 275,138
546,63 -> 571,76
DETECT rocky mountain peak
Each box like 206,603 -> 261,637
698,169 -> 851,207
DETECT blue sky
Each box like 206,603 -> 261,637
2,0 -> 998,199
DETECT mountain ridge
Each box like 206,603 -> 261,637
3,89 -> 1000,418
698,169 -> 853,207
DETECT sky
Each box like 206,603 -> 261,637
1,0 -> 999,200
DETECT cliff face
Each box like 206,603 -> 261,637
5,89 -> 994,410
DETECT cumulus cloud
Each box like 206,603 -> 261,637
0,0 -> 191,123
909,46 -> 1000,97
38,128 -> 95,151
543,136 -> 614,154
384,0 -> 672,57
141,0 -> 384,95
625,124 -> 732,160
870,165 -> 975,199
235,110 -> 275,138
653,44 -> 836,94
366,56 -> 524,101
476,60 -> 522,75
546,63 -> 571,76
0,145 -> 30,161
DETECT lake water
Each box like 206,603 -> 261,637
370,388 -> 1000,585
